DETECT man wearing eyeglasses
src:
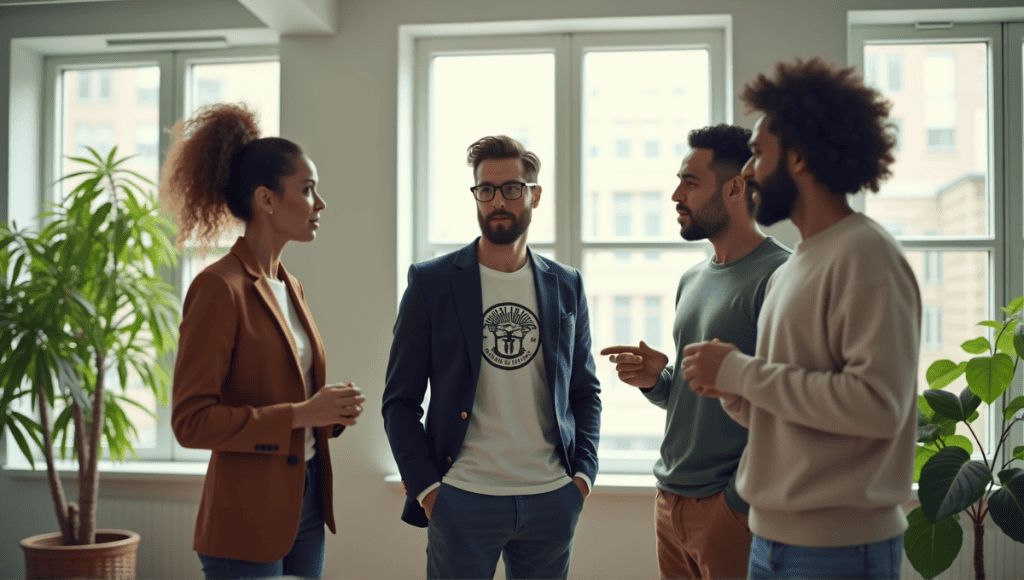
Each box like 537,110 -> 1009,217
383,135 -> 601,580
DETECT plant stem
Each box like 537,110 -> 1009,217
72,400 -> 87,531
973,505 -> 986,580
965,421 -> 990,472
36,381 -> 73,544
993,417 -> 1023,471
77,349 -> 104,545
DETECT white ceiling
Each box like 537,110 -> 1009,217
0,0 -> 337,35
0,0 -> 126,5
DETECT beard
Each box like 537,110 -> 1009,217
477,206 -> 532,245
752,156 -> 799,227
679,189 -> 728,241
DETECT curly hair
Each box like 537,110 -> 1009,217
158,103 -> 303,253
739,57 -> 897,195
688,124 -> 754,214
466,135 -> 540,182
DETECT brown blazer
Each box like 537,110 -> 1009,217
172,237 -> 341,563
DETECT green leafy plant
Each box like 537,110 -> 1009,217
906,296 -> 1024,579
0,147 -> 180,545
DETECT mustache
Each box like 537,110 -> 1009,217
746,179 -> 761,192
487,210 -> 516,220
676,204 -> 691,214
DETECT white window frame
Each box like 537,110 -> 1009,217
404,19 -> 728,474
850,21 -> 1024,465
18,46 -> 280,465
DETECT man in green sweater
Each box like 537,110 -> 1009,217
601,124 -> 790,580
683,58 -> 921,580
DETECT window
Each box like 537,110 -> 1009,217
76,70 -> 91,102
924,251 -> 942,285
644,296 -> 663,350
643,191 -> 661,237
613,296 -> 632,346
924,52 -> 957,154
194,78 -> 223,109
97,69 -> 113,103
855,21 -> 1024,462
891,117 -> 903,153
614,192 -> 632,237
25,48 -> 280,465
923,305 -> 943,351
865,52 -> 879,87
409,25 -> 725,472
136,66 -> 158,106
135,124 -> 158,161
73,124 -> 92,157
615,138 -> 631,158
95,124 -> 114,157
886,53 -> 903,92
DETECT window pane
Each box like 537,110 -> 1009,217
585,249 -> 711,457
189,61 -> 279,137
582,49 -> 711,242
908,250 -> 991,449
180,61 -> 280,254
428,53 -> 556,244
62,67 -> 160,199
863,43 -> 989,237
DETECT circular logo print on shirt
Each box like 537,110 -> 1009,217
482,302 -> 541,370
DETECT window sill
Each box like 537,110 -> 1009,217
386,473 -> 667,496
1,458 -> 208,483
385,474 -> 925,503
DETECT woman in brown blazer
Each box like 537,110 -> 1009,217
160,104 -> 363,579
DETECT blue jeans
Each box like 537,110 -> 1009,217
426,481 -> 585,580
198,457 -> 326,579
748,534 -> 903,580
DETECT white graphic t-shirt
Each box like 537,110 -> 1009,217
442,262 -> 571,496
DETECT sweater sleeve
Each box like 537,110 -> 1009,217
716,278 -> 921,439
640,366 -> 673,409
718,384 -> 752,428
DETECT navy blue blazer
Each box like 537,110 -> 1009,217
382,240 -> 602,527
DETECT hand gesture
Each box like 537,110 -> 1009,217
682,339 -> 739,401
292,382 -> 365,428
599,341 -> 669,389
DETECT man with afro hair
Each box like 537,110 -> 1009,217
682,58 -> 921,579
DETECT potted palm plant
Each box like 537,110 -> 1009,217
906,296 -> 1024,579
0,147 -> 180,579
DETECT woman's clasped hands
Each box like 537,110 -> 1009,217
292,383 -> 365,428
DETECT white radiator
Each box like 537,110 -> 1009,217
97,498 -> 201,579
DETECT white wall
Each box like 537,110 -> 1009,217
3,0 -> 1024,578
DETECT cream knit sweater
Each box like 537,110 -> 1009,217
717,212 -> 922,547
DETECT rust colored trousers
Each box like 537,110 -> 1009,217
655,488 -> 753,580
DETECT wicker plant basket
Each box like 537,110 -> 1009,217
20,529 -> 140,580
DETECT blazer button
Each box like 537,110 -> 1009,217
446,456 -> 453,464
287,454 -> 299,465
460,411 -> 468,419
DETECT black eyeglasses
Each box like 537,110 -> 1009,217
470,181 -> 537,202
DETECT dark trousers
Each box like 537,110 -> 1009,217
426,481 -> 585,580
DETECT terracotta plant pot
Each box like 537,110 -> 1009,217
20,529 -> 140,580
